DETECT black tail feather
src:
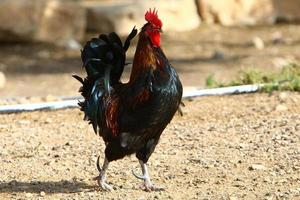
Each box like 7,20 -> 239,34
109,32 -> 123,47
73,27 -> 137,134
72,74 -> 84,84
124,26 -> 138,51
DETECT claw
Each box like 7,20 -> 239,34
96,156 -> 102,172
93,175 -> 112,191
132,168 -> 145,180
101,182 -> 113,190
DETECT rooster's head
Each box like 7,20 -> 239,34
142,8 -> 163,47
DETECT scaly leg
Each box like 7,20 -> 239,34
132,160 -> 164,191
93,156 -> 112,190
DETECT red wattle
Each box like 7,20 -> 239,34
150,32 -> 160,47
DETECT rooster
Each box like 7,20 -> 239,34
73,9 -> 182,191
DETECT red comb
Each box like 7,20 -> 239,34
145,8 -> 162,28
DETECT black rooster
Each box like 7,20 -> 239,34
73,8 -> 182,191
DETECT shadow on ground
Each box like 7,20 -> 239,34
0,180 -> 95,194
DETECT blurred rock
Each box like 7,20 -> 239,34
197,0 -> 274,26
272,0 -> 300,23
0,0 -> 86,45
0,0 -> 44,42
252,37 -> 265,50
278,92 -> 288,102
211,50 -> 225,60
271,31 -> 283,44
25,193 -> 33,198
64,39 -> 82,50
197,0 -> 300,25
37,0 -> 86,46
40,191 -> 46,197
0,71 -> 6,89
84,0 -> 200,36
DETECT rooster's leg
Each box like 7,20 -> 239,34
132,160 -> 164,191
93,156 -> 112,190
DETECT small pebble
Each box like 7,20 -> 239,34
279,92 -> 288,102
249,164 -> 266,171
40,191 -> 46,196
25,193 -> 33,198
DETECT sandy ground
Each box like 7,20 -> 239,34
0,24 -> 300,200
0,92 -> 299,200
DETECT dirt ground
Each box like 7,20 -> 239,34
0,25 -> 300,199
0,92 -> 300,200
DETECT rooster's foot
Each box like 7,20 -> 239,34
132,160 -> 164,192
94,156 -> 112,190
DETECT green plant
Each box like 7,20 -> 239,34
205,63 -> 300,92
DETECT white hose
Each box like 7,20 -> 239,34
0,100 -> 79,114
0,84 -> 261,114
182,84 -> 261,97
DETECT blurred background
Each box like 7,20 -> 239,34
0,0 -> 300,104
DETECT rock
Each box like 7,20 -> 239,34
37,0 -> 86,46
84,0 -> 200,36
197,0 -> 274,26
0,0 -> 44,42
0,0 -> 86,45
249,164 -> 266,170
278,92 -> 288,102
25,193 -> 33,198
65,39 -> 82,50
137,196 -> 146,200
272,31 -> 283,44
211,50 -> 225,60
252,37 -> 264,50
45,118 -> 53,124
0,71 -> 6,89
40,191 -> 46,196
197,0 -> 300,25
272,0 -> 300,23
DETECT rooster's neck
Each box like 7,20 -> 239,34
129,34 -> 159,83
